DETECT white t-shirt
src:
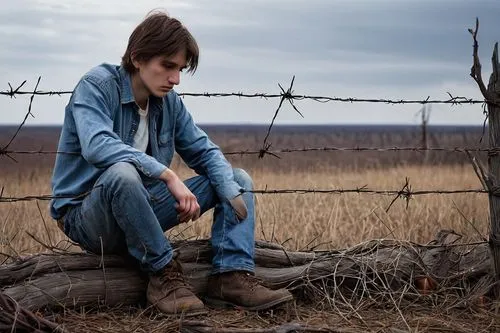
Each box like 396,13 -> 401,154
133,101 -> 149,153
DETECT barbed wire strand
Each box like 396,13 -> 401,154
0,187 -> 488,203
1,146 -> 497,159
0,184 -> 488,220
1,81 -> 491,106
0,185 -> 102,203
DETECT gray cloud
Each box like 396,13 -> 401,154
0,0 -> 498,125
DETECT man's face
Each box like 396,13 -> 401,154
133,49 -> 187,97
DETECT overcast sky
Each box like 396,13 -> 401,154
0,0 -> 499,126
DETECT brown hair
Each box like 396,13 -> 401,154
121,10 -> 199,74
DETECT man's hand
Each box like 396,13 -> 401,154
229,194 -> 248,221
160,168 -> 200,223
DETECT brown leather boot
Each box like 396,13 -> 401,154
205,271 -> 293,311
147,258 -> 207,316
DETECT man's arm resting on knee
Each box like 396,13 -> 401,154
159,168 -> 201,222
170,93 -> 242,202
168,93 -> 248,221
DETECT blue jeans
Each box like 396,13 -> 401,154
62,162 -> 255,274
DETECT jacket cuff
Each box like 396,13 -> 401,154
135,155 -> 168,179
216,181 -> 244,202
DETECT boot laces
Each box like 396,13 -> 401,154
239,272 -> 263,291
158,260 -> 192,292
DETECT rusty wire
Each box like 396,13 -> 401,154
0,79 -> 486,105
0,146 -> 496,159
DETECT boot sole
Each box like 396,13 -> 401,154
204,293 -> 294,311
147,302 -> 208,317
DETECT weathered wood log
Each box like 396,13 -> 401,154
0,231 -> 492,311
486,42 -> 500,299
178,320 -> 339,333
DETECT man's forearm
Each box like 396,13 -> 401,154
159,168 -> 178,183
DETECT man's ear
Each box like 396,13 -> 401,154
131,53 -> 141,69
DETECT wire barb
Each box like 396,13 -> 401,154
260,76 -> 303,158
1,77 -> 42,159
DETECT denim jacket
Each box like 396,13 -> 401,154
50,63 -> 241,219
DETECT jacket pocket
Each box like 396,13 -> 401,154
158,133 -> 174,167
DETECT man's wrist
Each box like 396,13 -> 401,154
159,168 -> 177,183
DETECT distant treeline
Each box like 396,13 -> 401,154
0,124 -> 489,173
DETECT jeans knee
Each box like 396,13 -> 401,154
101,162 -> 142,190
232,168 -> 253,189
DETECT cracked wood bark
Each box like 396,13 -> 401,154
0,232 -> 492,311
488,43 -> 500,298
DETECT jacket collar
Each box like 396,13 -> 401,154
118,66 -> 135,104
118,66 -> 163,114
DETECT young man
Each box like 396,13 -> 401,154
50,11 -> 293,315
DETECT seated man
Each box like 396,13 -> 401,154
50,10 -> 293,315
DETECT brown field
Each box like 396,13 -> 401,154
0,125 -> 491,254
0,125 -> 498,332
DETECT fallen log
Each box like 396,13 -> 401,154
0,230 -> 493,311
178,320 -> 338,333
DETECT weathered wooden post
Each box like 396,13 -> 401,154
487,45 -> 500,299
469,19 -> 500,298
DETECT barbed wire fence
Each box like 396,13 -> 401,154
0,19 -> 498,268
0,78 -> 493,208
0,79 -> 495,194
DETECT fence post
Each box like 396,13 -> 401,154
487,43 -> 500,299
469,19 -> 500,299
420,105 -> 430,164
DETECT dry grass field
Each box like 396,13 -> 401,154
0,124 -> 498,332
0,161 -> 490,257
0,125 -> 491,256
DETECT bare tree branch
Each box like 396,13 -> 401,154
469,18 -> 493,101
